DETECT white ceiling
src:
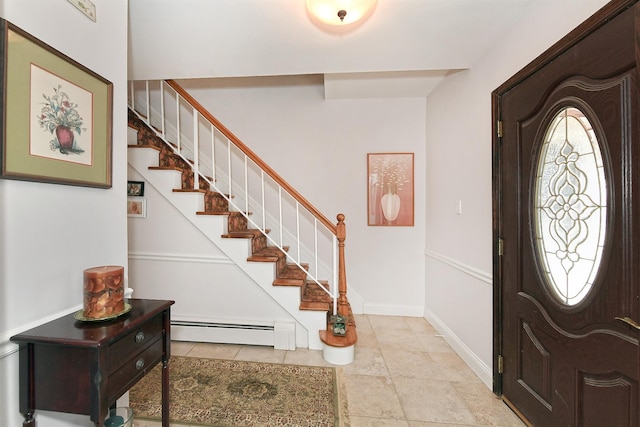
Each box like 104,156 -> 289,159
128,0 -> 534,97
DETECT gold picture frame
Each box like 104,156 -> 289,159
367,152 -> 414,226
0,19 -> 113,188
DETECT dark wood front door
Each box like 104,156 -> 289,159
493,1 -> 640,425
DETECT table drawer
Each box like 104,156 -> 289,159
108,336 -> 164,400
108,314 -> 162,372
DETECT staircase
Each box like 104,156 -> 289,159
127,80 -> 356,363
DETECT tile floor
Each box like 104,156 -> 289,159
135,314 -> 526,427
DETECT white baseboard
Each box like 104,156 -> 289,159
424,308 -> 493,389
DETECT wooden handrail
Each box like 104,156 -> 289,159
165,80 -> 337,235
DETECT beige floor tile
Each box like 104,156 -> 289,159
393,377 -> 476,424
416,332 -> 455,353
170,341 -> 196,356
381,348 -> 445,380
342,346 -> 389,376
344,374 -> 406,419
451,382 -> 526,426
428,352 -> 484,384
408,423 -> 494,427
354,314 -> 374,333
404,317 -> 438,334
350,416 -> 411,426
283,347 -> 334,366
184,342 -> 241,359
234,344 -> 286,363
374,328 -> 427,352
353,324 -> 381,349
368,315 -> 415,333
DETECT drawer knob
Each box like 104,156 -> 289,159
135,331 -> 145,343
135,358 -> 145,370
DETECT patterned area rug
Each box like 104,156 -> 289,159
129,356 -> 349,427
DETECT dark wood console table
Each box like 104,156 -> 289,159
10,299 -> 174,427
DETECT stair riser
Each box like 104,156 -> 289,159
205,191 -> 229,212
228,213 -> 247,232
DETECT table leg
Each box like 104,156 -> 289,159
162,358 -> 169,427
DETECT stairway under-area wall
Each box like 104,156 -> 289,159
127,80 -> 357,363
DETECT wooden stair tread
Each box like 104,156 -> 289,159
196,211 -> 234,216
149,166 -> 183,172
299,280 -> 331,310
300,301 -> 331,311
273,263 -> 309,287
128,144 -> 161,151
319,327 -> 357,347
222,229 -> 264,239
173,188 -> 207,193
321,307 -> 357,343
274,277 -> 305,287
249,247 -> 286,262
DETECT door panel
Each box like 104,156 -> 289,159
495,2 -> 640,425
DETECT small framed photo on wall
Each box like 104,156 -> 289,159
127,198 -> 146,218
127,180 -> 145,197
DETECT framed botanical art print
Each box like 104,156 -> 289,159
0,19 -> 113,188
367,152 -> 414,226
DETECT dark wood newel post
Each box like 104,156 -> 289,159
336,213 -> 349,318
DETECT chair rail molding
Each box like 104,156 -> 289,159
424,249 -> 492,286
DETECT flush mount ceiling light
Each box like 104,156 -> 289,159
306,0 -> 377,27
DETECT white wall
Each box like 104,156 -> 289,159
424,0 -> 611,387
0,0 -> 128,426
176,76 -> 427,316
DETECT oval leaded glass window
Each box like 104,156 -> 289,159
534,106 -> 607,306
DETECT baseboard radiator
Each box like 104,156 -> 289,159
171,319 -> 296,350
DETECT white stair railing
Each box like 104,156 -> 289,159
128,80 -> 345,316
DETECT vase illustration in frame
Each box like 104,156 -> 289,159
367,153 -> 414,226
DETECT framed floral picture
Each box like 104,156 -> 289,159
0,19 -> 112,188
367,153 -> 414,226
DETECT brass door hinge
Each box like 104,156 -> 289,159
497,120 -> 503,138
498,355 -> 504,374
498,238 -> 504,256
